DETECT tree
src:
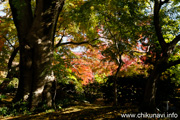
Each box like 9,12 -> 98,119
8,0 -> 101,109
9,0 -> 65,110
142,0 -> 180,112
0,2 -> 19,91
96,0 -> 148,106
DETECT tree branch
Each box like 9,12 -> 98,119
104,18 -> 117,41
156,0 -> 180,52
57,38 -> 99,47
55,27 -> 67,47
154,0 -> 168,50
59,41 -> 90,46
51,0 -> 65,47
6,46 -> 20,78
3,35 -> 14,48
169,34 -> 180,49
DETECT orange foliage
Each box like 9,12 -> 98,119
70,46 -> 116,85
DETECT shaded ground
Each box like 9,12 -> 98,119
2,104 -> 138,120
0,96 -> 178,120
0,98 -> 138,120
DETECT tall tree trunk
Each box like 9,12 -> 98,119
29,0 -> 64,109
14,45 -> 33,101
113,57 -> 122,106
9,0 -> 65,109
141,0 -> 180,113
9,0 -> 34,102
141,58 -> 168,112
141,67 -> 161,112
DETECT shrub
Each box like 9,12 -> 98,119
83,82 -> 102,103
0,101 -> 30,116
102,75 -> 180,105
101,75 -> 147,104
0,107 -> 9,116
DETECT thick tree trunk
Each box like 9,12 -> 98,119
28,0 -> 64,109
9,0 -> 34,102
141,67 -> 160,112
29,34 -> 55,109
142,0 -> 177,113
141,0 -> 180,113
9,0 -> 65,109
14,45 -> 33,101
141,58 -> 168,112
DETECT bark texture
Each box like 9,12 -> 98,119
9,0 -> 65,109
142,58 -> 168,112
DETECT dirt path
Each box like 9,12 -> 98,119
1,103 -> 136,120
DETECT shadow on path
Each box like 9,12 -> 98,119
4,104 -> 134,120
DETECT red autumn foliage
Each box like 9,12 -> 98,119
69,43 -> 147,84
69,45 -> 117,84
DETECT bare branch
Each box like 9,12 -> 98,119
3,35 -> 14,49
